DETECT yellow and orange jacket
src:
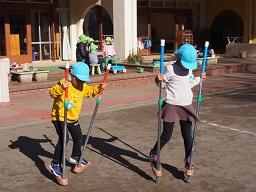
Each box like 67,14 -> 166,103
49,78 -> 100,122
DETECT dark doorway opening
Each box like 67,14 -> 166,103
211,10 -> 244,53
83,5 -> 113,40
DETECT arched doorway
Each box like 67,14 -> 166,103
211,10 -> 244,51
83,5 -> 113,40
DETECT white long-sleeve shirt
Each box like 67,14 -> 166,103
163,64 -> 200,106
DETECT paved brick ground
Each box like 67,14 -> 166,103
0,72 -> 255,192
1,71 -> 256,130
1,58 -> 255,129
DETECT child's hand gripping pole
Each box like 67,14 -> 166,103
60,63 -> 69,185
73,64 -> 112,173
154,39 -> 165,180
184,41 -> 209,183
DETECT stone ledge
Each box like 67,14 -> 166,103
9,63 -> 256,97
226,43 -> 256,58
9,71 -> 156,94
119,62 -> 173,73
197,57 -> 219,65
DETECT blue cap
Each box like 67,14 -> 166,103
177,44 -> 198,70
70,62 -> 90,82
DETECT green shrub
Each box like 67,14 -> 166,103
126,51 -> 144,64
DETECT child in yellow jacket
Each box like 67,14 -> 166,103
49,62 -> 106,177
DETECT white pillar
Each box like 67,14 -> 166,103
69,19 -> 85,61
70,23 -> 78,61
249,0 -> 253,43
113,0 -> 137,60
0,58 -> 10,103
62,26 -> 71,61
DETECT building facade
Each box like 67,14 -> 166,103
0,0 -> 255,64
0,0 -> 69,64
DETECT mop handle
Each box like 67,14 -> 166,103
156,39 -> 165,173
188,42 -> 209,170
64,63 -> 69,100
201,41 -> 209,74
160,39 -> 165,75
197,41 -> 209,103
62,63 -> 69,179
77,63 -> 112,166
158,39 -> 165,106
99,64 -> 111,97
96,64 -> 111,106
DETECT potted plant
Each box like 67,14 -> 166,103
126,51 -> 144,64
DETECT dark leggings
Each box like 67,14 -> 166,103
52,121 -> 83,165
151,120 -> 193,159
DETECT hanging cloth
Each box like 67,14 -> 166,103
144,38 -> 152,49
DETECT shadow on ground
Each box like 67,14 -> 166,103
8,135 -> 58,184
7,131 -> 185,184
85,127 -> 154,181
161,163 -> 185,181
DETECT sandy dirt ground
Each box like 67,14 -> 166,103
0,73 -> 255,192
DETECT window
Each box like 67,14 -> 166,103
1,0 -> 27,2
165,1 -> 176,8
31,11 -> 52,61
10,14 -> 27,55
0,15 -> 6,56
138,0 -> 148,7
178,1 -> 191,9
30,0 -> 52,2
58,0 -> 69,8
1,0 -> 52,2
150,1 -> 164,7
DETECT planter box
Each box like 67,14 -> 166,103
119,63 -> 156,73
197,57 -> 219,65
121,61 -> 174,73
239,51 -> 246,58
10,71 -> 34,83
33,70 -> 49,81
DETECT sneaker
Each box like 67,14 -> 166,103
49,163 -> 62,177
69,156 -> 89,165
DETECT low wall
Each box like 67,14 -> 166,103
226,43 -> 256,58
9,63 -> 256,99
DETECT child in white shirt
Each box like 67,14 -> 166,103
149,43 -> 206,176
